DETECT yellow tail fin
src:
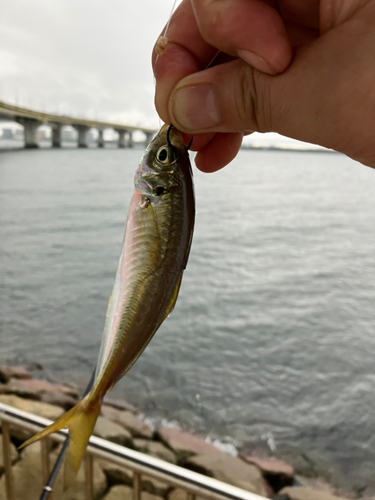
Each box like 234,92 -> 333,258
19,393 -> 101,490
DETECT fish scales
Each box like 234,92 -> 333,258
20,124 -> 195,489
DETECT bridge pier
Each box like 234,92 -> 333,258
0,99 -> 157,151
77,126 -> 88,148
18,119 -> 40,148
97,129 -> 104,148
52,124 -> 62,148
117,130 -> 126,148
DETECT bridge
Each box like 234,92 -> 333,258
0,100 -> 157,149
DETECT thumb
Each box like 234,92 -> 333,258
167,35 -> 375,163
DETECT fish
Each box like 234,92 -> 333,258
20,124 -> 195,488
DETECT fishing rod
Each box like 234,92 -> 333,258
38,369 -> 96,500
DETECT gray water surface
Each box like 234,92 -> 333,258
1,146 -> 375,493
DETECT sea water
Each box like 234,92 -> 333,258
1,145 -> 374,493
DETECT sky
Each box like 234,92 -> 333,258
0,1 -> 326,150
0,0 -> 176,129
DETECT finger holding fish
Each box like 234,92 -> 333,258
153,1 -> 306,173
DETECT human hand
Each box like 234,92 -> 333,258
152,0 -> 375,172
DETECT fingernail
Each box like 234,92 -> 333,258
172,84 -> 221,131
237,50 -> 276,75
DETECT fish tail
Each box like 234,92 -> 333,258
19,392 -> 101,490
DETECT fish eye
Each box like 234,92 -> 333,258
156,146 -> 170,164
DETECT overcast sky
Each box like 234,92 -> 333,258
0,0 -> 177,129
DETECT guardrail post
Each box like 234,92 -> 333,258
1,420 -> 14,500
84,453 -> 94,500
40,439 -> 51,499
133,471 -> 141,500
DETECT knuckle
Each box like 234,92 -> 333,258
194,0 -> 230,45
234,63 -> 274,133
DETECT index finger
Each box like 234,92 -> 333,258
153,0 -> 292,124
153,0 -> 217,125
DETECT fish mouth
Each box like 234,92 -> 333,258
157,124 -> 185,150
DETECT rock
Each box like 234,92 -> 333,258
169,488 -> 205,500
0,378 -> 79,404
143,489 -> 170,500
117,411 -> 154,439
98,460 -> 170,496
0,394 -> 64,443
103,485 -> 164,500
0,435 -> 18,474
280,487 -> 351,500
94,416 -> 133,447
240,452 -> 294,491
185,453 -> 268,497
134,438 -> 176,464
52,447 -> 107,500
0,394 -> 64,419
293,477 -> 356,500
0,444 -> 45,500
99,460 -> 133,487
40,391 -> 78,410
102,405 -> 154,439
0,369 -> 10,384
103,397 -> 137,413
103,485 -> 133,500
0,365 -> 32,380
157,427 -> 223,460
141,474 -> 172,497
294,476 -> 342,494
0,443 -> 106,500
6,378 -> 78,396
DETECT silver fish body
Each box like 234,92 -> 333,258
21,124 -> 195,488
94,124 -> 195,395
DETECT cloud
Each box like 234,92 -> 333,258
0,0 -> 177,128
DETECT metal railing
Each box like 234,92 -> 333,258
0,403 -> 267,500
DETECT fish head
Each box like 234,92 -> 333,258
135,125 -> 190,198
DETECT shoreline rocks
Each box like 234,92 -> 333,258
240,452 -> 294,492
0,365 -> 371,500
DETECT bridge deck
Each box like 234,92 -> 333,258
0,100 -> 156,133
